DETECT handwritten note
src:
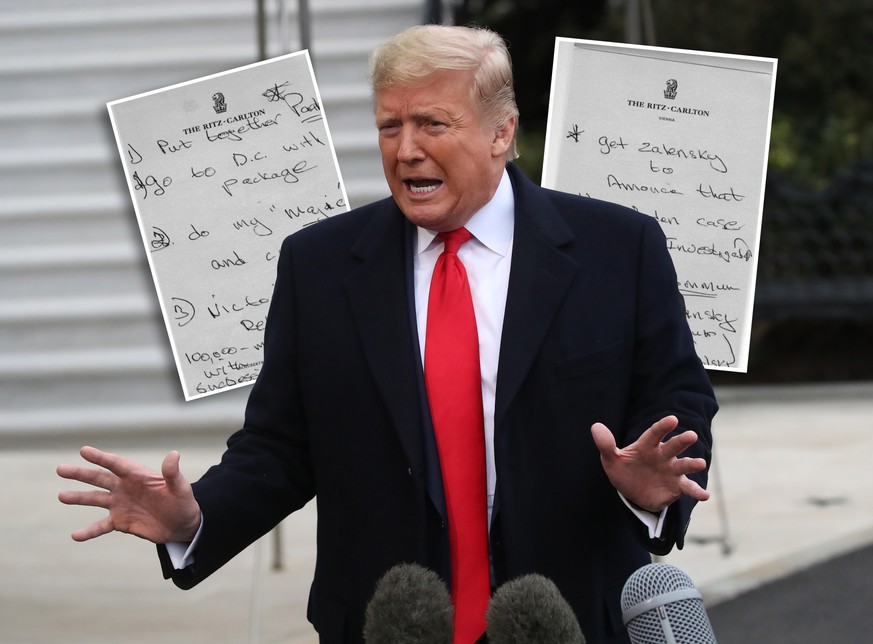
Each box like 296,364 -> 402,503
542,39 -> 777,372
108,51 -> 348,400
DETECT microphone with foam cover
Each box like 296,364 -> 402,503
486,573 -> 586,643
621,563 -> 717,644
363,563 -> 454,644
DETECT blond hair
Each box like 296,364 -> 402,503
369,24 -> 519,161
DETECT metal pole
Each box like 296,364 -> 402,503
278,0 -> 290,54
299,0 -> 313,59
625,0 -> 657,45
255,0 -> 267,61
423,0 -> 443,24
641,0 -> 657,45
624,0 -> 642,44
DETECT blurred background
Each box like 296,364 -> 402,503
0,1 -> 871,642
455,0 -> 873,386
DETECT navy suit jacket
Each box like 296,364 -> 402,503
160,163 -> 717,643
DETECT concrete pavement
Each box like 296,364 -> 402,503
706,541 -> 873,642
1,381 -> 871,643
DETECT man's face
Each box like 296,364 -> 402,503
375,70 -> 514,232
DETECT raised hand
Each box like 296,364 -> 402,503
57,446 -> 201,544
590,415 -> 709,513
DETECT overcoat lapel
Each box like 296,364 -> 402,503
343,201 -> 425,472
495,167 -> 578,428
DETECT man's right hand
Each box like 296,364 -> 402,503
57,446 -> 201,545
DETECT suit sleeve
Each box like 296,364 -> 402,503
162,234 -> 317,589
621,216 -> 718,555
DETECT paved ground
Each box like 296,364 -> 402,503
1,381 -> 871,643
707,541 -> 873,643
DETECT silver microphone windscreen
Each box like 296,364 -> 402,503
363,563 -> 454,644
621,563 -> 717,644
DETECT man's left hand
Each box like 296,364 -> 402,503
591,415 -> 709,513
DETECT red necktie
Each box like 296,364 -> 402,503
424,227 -> 490,643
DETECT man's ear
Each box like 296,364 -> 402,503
491,115 -> 517,158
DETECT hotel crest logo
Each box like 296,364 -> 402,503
212,92 -> 228,114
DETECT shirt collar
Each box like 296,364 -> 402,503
415,168 -> 515,256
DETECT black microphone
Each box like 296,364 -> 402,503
621,563 -> 717,644
486,574 -> 586,643
363,563 -> 454,644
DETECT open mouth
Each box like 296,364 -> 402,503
405,179 -> 443,194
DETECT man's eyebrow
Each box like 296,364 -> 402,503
410,109 -> 458,127
375,105 -> 454,126
375,114 -> 400,126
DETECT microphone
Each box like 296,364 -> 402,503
486,574 -> 586,643
621,563 -> 717,644
363,563 -> 454,644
